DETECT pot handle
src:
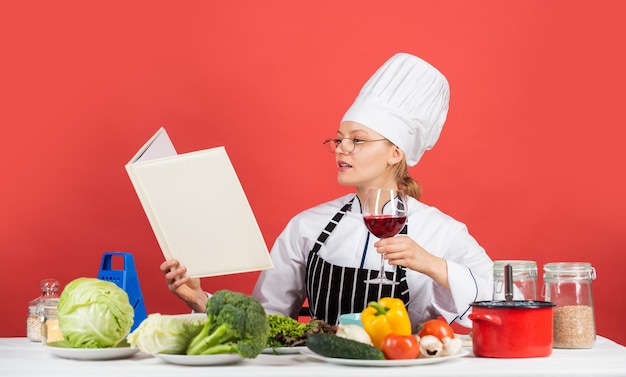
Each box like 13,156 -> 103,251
468,312 -> 503,326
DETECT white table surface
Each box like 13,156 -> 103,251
2,336 -> 626,377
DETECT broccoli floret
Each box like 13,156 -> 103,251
186,290 -> 269,358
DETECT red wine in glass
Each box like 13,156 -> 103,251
364,215 -> 407,238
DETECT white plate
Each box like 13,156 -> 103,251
45,342 -> 139,360
155,353 -> 243,366
262,346 -> 306,355
300,347 -> 469,367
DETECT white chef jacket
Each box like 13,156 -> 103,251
252,193 -> 493,328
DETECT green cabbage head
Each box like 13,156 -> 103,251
58,277 -> 134,348
127,313 -> 207,354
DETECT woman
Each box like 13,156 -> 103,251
161,53 -> 493,331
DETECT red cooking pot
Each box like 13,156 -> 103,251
469,300 -> 556,358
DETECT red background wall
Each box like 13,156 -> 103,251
1,1 -> 625,345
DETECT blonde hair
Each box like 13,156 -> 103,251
393,159 -> 421,200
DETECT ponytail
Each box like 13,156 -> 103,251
393,160 -> 421,200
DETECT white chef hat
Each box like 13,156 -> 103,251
341,53 -> 450,166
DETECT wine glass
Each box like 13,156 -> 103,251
362,188 -> 408,285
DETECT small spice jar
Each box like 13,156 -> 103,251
543,262 -> 596,348
493,260 -> 538,301
26,304 -> 42,342
27,278 -> 61,342
41,298 -> 63,344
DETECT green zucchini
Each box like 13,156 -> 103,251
306,333 -> 385,360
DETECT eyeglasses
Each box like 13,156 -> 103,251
323,138 -> 388,153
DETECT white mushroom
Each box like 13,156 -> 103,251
419,334 -> 443,358
440,336 -> 462,356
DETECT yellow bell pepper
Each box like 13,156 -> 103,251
361,297 -> 412,349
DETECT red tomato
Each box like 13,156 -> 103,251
380,334 -> 420,360
418,319 -> 455,342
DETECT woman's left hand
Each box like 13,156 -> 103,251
374,236 -> 450,289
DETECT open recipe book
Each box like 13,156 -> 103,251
125,127 -> 274,278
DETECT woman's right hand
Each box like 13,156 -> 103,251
160,259 -> 208,313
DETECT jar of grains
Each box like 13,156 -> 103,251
543,262 -> 597,348
27,278 -> 61,342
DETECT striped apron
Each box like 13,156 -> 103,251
304,196 -> 410,325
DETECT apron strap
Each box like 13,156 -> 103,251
310,197 -> 354,254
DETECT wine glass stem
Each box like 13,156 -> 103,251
379,253 -> 385,280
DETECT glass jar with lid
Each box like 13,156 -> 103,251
41,298 -> 63,344
493,260 -> 538,301
26,278 -> 61,342
543,262 -> 596,348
